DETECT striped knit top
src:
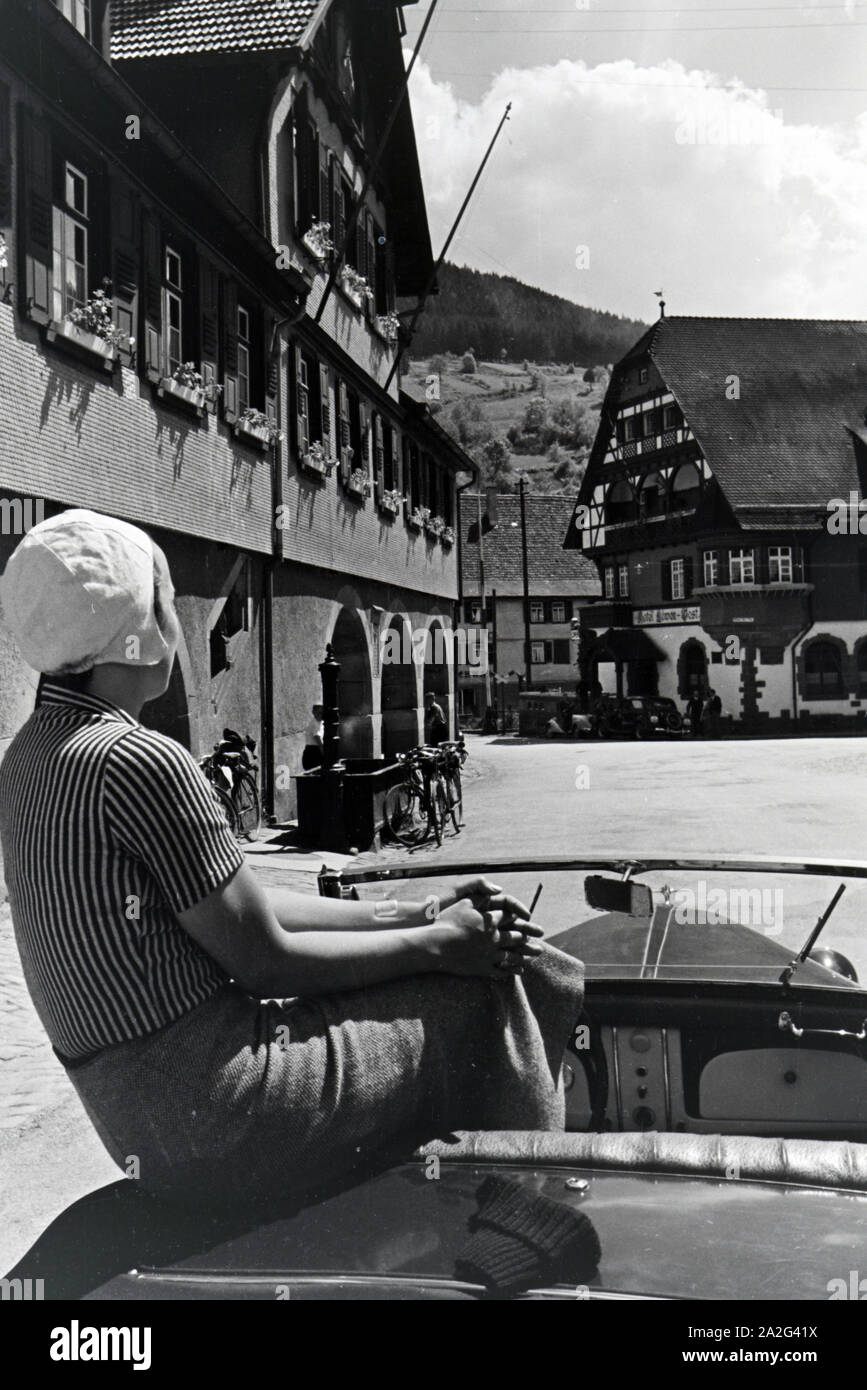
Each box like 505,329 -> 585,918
0,684 -> 246,1061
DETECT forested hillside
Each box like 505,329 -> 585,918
410,263 -> 646,364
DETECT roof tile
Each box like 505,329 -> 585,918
460,493 -> 599,594
111,0 -> 325,60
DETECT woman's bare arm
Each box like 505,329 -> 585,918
177,863 -> 539,997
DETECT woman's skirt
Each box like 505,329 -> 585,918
64,943 -> 584,1207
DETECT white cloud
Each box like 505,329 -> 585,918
407,56 -> 867,321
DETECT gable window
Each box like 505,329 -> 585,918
729,548 -> 755,584
663,404 -> 680,430
163,247 -> 183,375
768,545 -> 792,583
622,415 -> 639,443
805,641 -> 843,699
703,549 -> 718,586
603,568 -> 615,599
52,162 -> 88,320
638,367 -> 649,384
54,0 -> 91,40
618,564 -> 630,598
670,557 -> 685,601
237,306 -> 251,414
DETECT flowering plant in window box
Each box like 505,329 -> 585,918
406,503 -> 429,531
426,514 -> 445,538
346,467 -> 372,499
157,362 -> 217,415
301,439 -> 337,477
441,525 -> 456,547
302,221 -> 334,263
47,284 -> 123,370
340,266 -> 374,310
235,407 -> 283,449
374,311 -> 401,344
378,487 -> 401,516
0,232 -> 7,272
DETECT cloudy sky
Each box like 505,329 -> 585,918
402,1 -> 867,321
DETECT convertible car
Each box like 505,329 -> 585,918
7,854 -> 867,1301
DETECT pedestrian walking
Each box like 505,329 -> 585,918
0,509 -> 585,1209
302,703 -> 324,771
424,691 -> 448,745
687,690 -> 704,737
703,687 -> 722,738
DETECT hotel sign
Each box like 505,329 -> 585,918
634,606 -> 701,627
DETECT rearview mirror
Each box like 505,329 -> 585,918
584,875 -> 654,918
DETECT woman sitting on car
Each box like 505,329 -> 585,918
0,510 -> 584,1207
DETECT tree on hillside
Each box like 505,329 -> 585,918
480,437 -> 517,491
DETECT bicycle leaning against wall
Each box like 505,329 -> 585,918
383,738 -> 468,848
199,728 -> 262,842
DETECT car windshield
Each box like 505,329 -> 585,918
341,860 -> 867,991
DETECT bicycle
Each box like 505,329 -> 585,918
383,746 -> 449,847
200,728 -> 262,842
438,737 -> 468,834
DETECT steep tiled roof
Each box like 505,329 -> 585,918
648,317 -> 866,511
461,494 -> 599,594
111,0 -> 327,60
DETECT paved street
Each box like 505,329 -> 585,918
3,731 -> 867,1271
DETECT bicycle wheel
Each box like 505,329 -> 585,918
445,768 -> 463,833
383,781 -> 430,846
233,770 -> 262,842
210,782 -> 238,837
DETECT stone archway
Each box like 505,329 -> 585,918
330,606 -> 374,759
381,615 -> 418,757
677,638 -> 708,701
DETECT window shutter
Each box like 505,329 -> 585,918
683,556 -> 694,598
564,599 -> 574,621
661,559 -> 672,602
181,249 -> 198,367
295,345 -> 309,457
221,276 -> 238,419
333,164 -> 346,259
354,203 -> 366,282
318,142 -> 331,232
18,107 -> 52,323
359,400 -> 371,479
367,216 -> 378,316
553,639 -> 571,664
198,255 -> 219,392
390,426 -> 400,492
141,210 -> 162,380
265,317 -> 279,426
319,362 -> 331,454
338,379 -> 351,480
373,412 -> 384,501
0,82 -> 11,236
110,179 -> 138,354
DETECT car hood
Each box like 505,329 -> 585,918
72,1155 -> 867,1301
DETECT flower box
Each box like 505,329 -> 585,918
441,525 -> 456,547
46,319 -> 119,372
378,489 -> 401,517
302,223 -> 334,264
301,445 -> 337,479
340,267 -> 374,312
374,313 -> 401,344
234,418 -> 273,450
346,468 -> 372,500
406,503 -> 429,531
157,375 -> 206,416
426,515 -> 446,538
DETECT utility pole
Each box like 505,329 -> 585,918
519,473 -> 532,689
